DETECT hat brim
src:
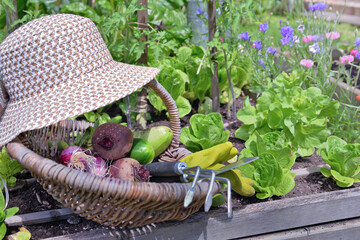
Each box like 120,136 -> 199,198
0,60 -> 160,146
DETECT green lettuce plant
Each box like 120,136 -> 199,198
0,178 -> 19,239
0,147 -> 23,188
239,132 -> 296,199
180,112 -> 229,152
235,71 -> 340,157
318,136 -> 360,188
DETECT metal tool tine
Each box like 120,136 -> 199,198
200,169 -> 216,212
214,176 -> 232,218
183,166 -> 201,208
186,172 -> 233,218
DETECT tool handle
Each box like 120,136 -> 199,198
146,162 -> 188,177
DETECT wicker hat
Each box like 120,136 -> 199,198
0,14 -> 160,147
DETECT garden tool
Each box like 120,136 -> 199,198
146,157 -> 258,217
146,161 -> 229,216
179,143 -> 257,197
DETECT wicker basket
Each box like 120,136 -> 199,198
6,79 -> 221,228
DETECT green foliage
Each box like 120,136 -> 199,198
0,180 -> 19,239
318,136 -> 360,188
235,72 -> 340,157
180,113 -> 229,152
148,64 -> 191,118
0,147 -> 23,188
9,9 -> 43,29
239,132 -> 296,199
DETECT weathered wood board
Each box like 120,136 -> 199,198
41,187 -> 360,240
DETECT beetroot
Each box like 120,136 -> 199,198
92,123 -> 133,160
109,158 -> 150,182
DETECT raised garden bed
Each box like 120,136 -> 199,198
6,167 -> 360,239
5,93 -> 360,239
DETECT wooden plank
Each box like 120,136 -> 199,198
242,217 -> 360,239
43,187 -> 360,240
292,164 -> 329,178
5,208 -> 75,227
45,217 -> 360,240
329,77 -> 360,106
323,12 -> 360,26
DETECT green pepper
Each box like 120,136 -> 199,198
129,138 -> 155,165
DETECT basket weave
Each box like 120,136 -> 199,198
6,79 -> 221,228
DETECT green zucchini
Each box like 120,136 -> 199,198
133,126 -> 173,157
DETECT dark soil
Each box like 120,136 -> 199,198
5,94 -> 354,239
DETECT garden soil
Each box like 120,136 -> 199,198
6,94 -> 357,239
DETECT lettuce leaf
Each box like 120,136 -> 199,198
239,133 -> 296,199
318,136 -> 360,187
236,72 -> 340,157
180,113 -> 230,152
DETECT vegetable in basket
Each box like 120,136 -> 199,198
129,138 -> 155,165
133,126 -> 173,157
92,123 -> 133,160
109,158 -> 150,182
59,146 -> 107,177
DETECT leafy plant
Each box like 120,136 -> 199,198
0,147 -> 23,188
235,71 -> 340,157
180,112 -> 229,152
239,132 -> 296,199
318,136 -> 360,188
0,178 -> 19,239
148,59 -> 191,118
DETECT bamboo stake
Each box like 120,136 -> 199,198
207,0 -> 220,113
137,0 -> 148,128
4,0 -> 18,33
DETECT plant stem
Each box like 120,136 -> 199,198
4,0 -> 18,32
136,0 -> 148,128
208,0 -> 220,113
223,50 -> 236,119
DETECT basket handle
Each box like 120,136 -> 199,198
146,80 -> 182,160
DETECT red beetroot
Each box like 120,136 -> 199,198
92,123 -> 133,161
109,158 -> 150,182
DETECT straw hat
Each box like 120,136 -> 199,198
0,14 -> 160,147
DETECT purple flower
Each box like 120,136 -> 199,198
259,23 -> 269,33
355,37 -> 360,46
280,19 -> 283,25
259,59 -> 266,68
308,2 -> 328,11
281,37 -> 291,45
281,25 -> 294,38
253,41 -> 262,50
312,35 -> 323,41
356,51 -> 360,59
309,43 -> 320,54
238,32 -> 251,41
196,8 -> 202,15
280,25 -> 294,46
267,46 -> 276,55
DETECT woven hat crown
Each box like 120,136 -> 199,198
0,14 -> 112,102
0,14 -> 160,147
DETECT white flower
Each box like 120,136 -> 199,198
309,43 -> 320,54
293,36 -> 300,44
297,24 -> 305,33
